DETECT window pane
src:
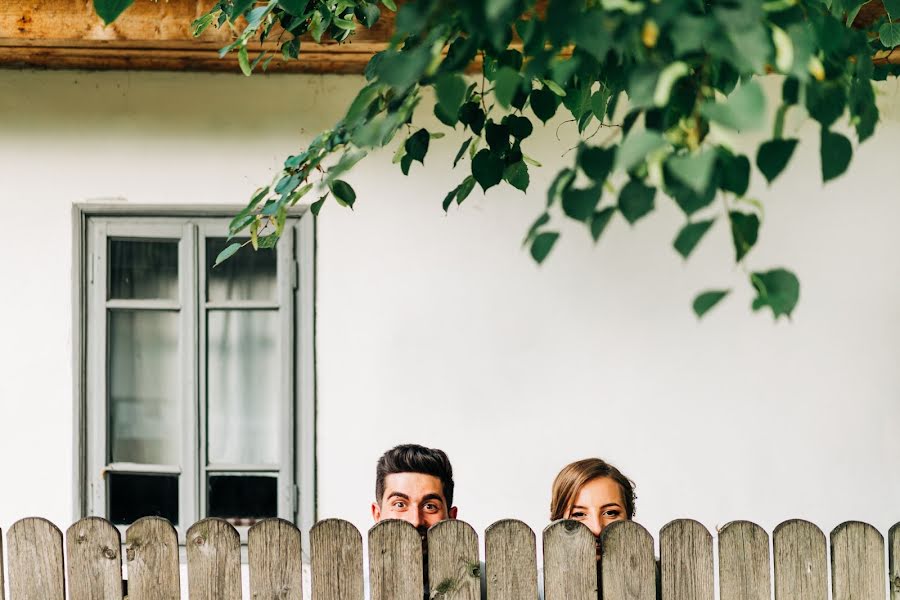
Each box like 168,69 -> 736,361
207,310 -> 279,465
108,472 -> 179,525
109,310 -> 180,465
109,240 -> 178,300
208,474 -> 277,523
206,238 -> 276,302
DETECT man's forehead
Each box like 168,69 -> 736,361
383,472 -> 446,498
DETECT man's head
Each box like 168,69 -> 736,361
371,444 -> 457,529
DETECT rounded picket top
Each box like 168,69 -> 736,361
367,519 -> 424,600
890,523 -> 900,600
542,520 -> 596,600
186,518 -> 241,600
718,521 -> 770,600
310,519 -> 364,600
125,516 -> 181,600
66,516 -> 123,600
484,519 -> 538,600
831,521 -> 885,600
660,519 -> 714,600
427,520 -> 480,600
8,517 -> 66,600
249,518 -> 303,600
600,520 -> 656,600
773,519 -> 827,600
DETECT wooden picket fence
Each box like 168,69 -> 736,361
1,516 -> 899,600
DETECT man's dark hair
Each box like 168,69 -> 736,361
375,444 -> 455,507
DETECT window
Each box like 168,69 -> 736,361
76,209 -> 315,541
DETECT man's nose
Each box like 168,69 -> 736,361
403,507 -> 424,528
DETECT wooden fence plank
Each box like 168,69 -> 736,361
831,521 -> 885,600
718,520 -> 770,600
773,519 -> 828,600
186,518 -> 241,600
659,519 -> 714,600
7,517 -> 65,600
66,517 -> 123,600
310,518 -> 364,600
1,527 -> 5,600
368,520 -> 423,600
890,523 -> 900,600
125,517 -> 180,600
542,520 -> 596,600
484,519 -> 538,600
600,520 -> 657,600
249,518 -> 303,600
427,520 -> 481,600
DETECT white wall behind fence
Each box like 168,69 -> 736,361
0,69 -> 898,545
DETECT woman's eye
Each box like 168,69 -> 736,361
571,512 -> 586,518
604,510 -> 621,518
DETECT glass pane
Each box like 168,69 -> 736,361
109,310 -> 180,465
206,237 -> 276,302
109,239 -> 178,300
208,474 -> 277,523
108,472 -> 179,525
207,310 -> 279,465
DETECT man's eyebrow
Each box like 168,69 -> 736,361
421,493 -> 445,504
385,492 -> 410,500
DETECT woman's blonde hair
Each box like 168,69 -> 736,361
549,458 -> 636,521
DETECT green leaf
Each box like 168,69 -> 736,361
674,219 -> 715,259
505,115 -> 533,140
494,67 -> 523,108
310,197 -> 326,216
442,187 -> 457,212
618,180 -> 656,225
653,61 -> 691,106
456,176 -> 476,205
579,146 -> 615,182
329,180 -> 357,208
700,81 -> 766,131
356,2 -> 381,28
435,74 -> 467,125
751,268 -> 800,319
615,131 -> 667,172
524,212 -> 550,245
757,138 -> 799,183
717,150 -> 751,197
459,102 -> 486,135
278,0 -> 306,16
884,0 -> 900,18
382,0 -> 397,10
503,161 -> 530,192
531,87 -> 560,123
376,46 -> 430,92
806,81 -> 847,127
547,168 -> 575,207
93,0 -> 135,24
562,185 -> 603,221
238,45 -> 252,76
214,242 -> 242,267
820,129 -> 852,182
667,150 -> 717,195
729,211 -> 759,262
405,129 -> 430,165
542,79 -> 566,96
453,138 -> 472,168
472,149 -> 504,191
693,290 -> 730,318
879,22 -> 900,48
530,232 -> 559,264
590,207 -> 615,242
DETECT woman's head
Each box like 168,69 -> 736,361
550,458 -> 636,539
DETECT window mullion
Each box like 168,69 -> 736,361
277,225 -> 296,522
180,222 -> 200,534
87,220 -> 109,517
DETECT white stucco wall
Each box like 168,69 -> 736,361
0,68 -> 898,560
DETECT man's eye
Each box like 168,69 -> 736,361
424,503 -> 438,511
392,501 -> 406,509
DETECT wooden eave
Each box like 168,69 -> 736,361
0,0 -> 894,74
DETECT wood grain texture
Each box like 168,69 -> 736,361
427,520 -> 481,600
542,520 -> 596,600
186,518 -> 241,600
310,518 -> 364,600
66,517 -> 123,600
248,518 -> 303,600
831,521 -> 885,600
718,521 -> 770,600
7,517 -> 66,600
890,523 -> 900,600
125,517 -> 181,600
368,520 -> 423,600
773,519 -> 828,600
484,519 -> 539,600
0,527 -> 5,600
600,520 -> 657,600
659,519 -> 714,600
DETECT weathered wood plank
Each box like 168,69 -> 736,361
368,520 -> 423,600
542,520 -> 596,600
310,518 -> 364,600
890,523 -> 900,600
125,517 -> 181,600
186,518 -> 241,600
0,527 -> 5,600
718,521 -> 770,600
659,519 -> 714,600
427,520 -> 481,600
248,518 -> 303,600
831,521 -> 885,600
66,517 -> 123,600
484,519 -> 539,600
7,517 -> 65,600
773,519 -> 828,600
600,520 -> 657,600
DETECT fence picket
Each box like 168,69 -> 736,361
125,517 -> 180,600
718,521 -> 770,600
427,520 -> 481,600
7,517 -> 65,600
773,519 -> 827,600
542,520 -> 595,600
186,518 -> 241,600
831,521 -> 885,600
890,523 -> 900,600
66,517 -> 123,600
248,518 -> 303,600
368,520 -> 423,600
660,519 -> 714,600
484,519 -> 538,600
310,519 -> 364,600
1,527 -> 5,600
600,520 -> 656,600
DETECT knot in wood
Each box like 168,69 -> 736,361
76,533 -> 87,543
564,521 -> 578,532
892,576 -> 900,591
193,535 -> 205,546
126,547 -> 136,562
103,547 -> 117,560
